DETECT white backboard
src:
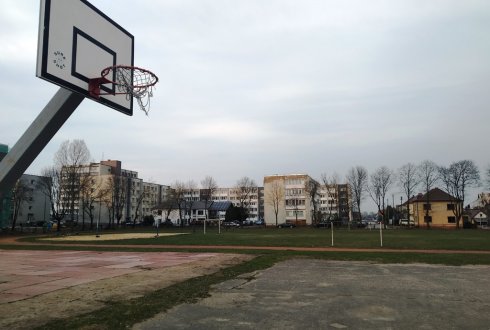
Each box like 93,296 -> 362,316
37,0 -> 134,115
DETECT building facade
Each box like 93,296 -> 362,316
180,187 -> 263,222
264,174 -> 319,226
264,174 -> 351,226
8,174 -> 51,227
154,201 -> 233,225
407,188 -> 462,228
319,183 -> 351,223
61,160 -> 169,225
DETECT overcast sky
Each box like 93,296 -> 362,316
1,0 -> 489,210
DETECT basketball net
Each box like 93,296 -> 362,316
90,65 -> 159,116
112,67 -> 157,115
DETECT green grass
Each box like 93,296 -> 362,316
25,227 -> 490,251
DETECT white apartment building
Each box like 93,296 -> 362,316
264,174 -> 319,226
264,174 -> 351,226
64,160 -> 169,225
318,184 -> 351,222
134,180 -> 168,221
180,187 -> 263,221
319,185 -> 339,220
14,174 -> 51,225
221,187 -> 261,221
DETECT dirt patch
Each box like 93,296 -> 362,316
40,233 -> 187,241
0,253 -> 253,330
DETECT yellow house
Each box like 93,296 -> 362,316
407,188 -> 461,229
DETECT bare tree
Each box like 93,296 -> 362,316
54,139 -> 91,223
346,166 -> 368,219
171,181 -> 187,226
104,175 -> 128,228
439,160 -> 480,228
305,178 -> 321,225
78,170 -> 101,230
201,175 -> 218,220
235,176 -> 257,222
265,180 -> 283,226
184,180 -> 198,224
398,163 -> 419,227
38,166 -> 65,232
369,166 -> 394,227
321,173 -> 340,222
132,184 -> 150,226
418,160 -> 440,228
160,189 -> 177,221
10,178 -> 31,231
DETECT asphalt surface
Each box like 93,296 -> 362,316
2,235 -> 490,329
134,259 -> 490,330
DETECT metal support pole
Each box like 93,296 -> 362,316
0,88 -> 84,197
96,200 -> 101,238
380,221 -> 383,247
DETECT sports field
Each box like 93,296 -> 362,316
32,227 -> 490,251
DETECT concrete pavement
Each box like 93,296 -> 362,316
134,259 -> 490,329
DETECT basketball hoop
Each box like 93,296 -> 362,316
89,65 -> 158,115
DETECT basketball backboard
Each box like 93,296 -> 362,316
37,0 -> 134,115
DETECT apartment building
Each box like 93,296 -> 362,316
264,174 -> 319,226
319,183 -> 351,223
1,144 -> 52,228
264,174 -> 351,226
11,174 -> 51,226
61,160 -> 168,225
181,186 -> 263,221
337,184 -> 351,222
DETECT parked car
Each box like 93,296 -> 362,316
354,221 -> 367,228
315,221 -> 331,228
223,221 -> 240,228
277,222 -> 296,228
400,219 -> 415,226
153,219 -> 174,227
255,219 -> 265,226
161,219 -> 174,227
124,221 -> 141,226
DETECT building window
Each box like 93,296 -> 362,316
447,204 -> 455,211
423,204 -> 431,211
286,210 -> 304,217
448,216 -> 456,224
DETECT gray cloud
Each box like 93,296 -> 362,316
1,0 -> 489,210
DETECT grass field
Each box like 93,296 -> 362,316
31,227 -> 490,251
